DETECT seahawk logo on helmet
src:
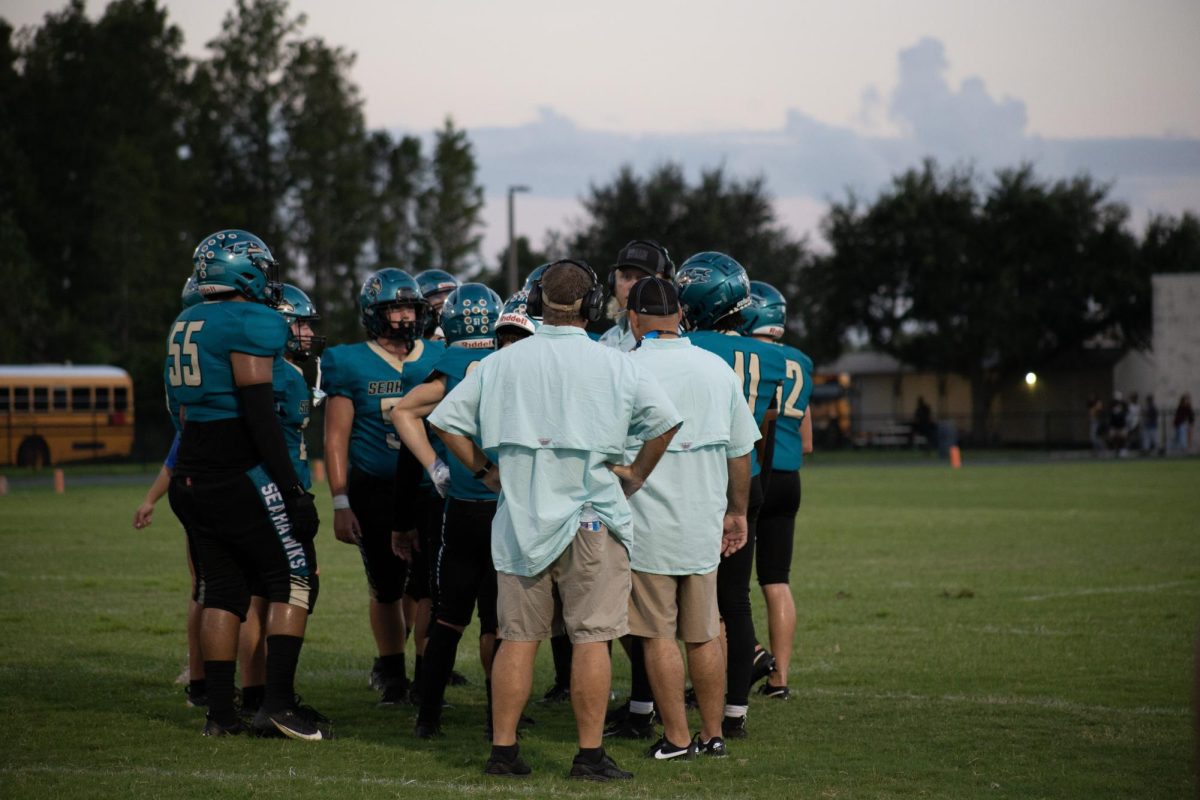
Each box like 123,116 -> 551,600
191,229 -> 281,304
358,268 -> 429,341
440,283 -> 501,349
675,251 -> 752,332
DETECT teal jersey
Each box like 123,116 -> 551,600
274,358 -> 313,489
321,339 -> 445,479
685,330 -> 787,477
164,301 -> 287,423
432,346 -> 498,501
767,342 -> 814,472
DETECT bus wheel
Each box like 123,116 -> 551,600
17,437 -> 50,469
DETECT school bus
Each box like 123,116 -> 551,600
0,365 -> 135,467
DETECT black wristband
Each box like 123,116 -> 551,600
473,460 -> 494,480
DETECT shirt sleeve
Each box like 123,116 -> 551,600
726,372 -> 761,458
628,365 -> 683,441
428,362 -> 483,438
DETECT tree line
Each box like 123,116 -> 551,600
3,0 -> 1197,447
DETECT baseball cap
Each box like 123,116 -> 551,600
627,276 -> 679,316
613,240 -> 675,278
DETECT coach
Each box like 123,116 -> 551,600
429,260 -> 682,781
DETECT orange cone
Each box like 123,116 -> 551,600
311,458 -> 326,484
53,468 -> 65,493
949,446 -> 962,469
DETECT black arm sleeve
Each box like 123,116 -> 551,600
239,381 -> 302,492
393,443 -> 424,531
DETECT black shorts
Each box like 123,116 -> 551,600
435,497 -> 498,634
756,470 -> 801,585
168,466 -> 318,620
349,468 -> 409,604
405,491 -> 446,603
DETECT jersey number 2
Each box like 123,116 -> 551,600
167,321 -> 205,387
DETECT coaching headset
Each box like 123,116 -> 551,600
526,259 -> 607,323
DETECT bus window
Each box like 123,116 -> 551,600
114,387 -> 128,412
0,387 -> 9,412
72,387 -> 90,411
34,387 -> 49,412
95,387 -> 110,411
14,387 -> 29,411
52,387 -> 67,411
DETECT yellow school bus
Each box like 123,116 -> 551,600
0,365 -> 135,467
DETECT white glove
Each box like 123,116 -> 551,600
429,458 -> 451,498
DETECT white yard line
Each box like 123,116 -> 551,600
1021,580 -> 1195,602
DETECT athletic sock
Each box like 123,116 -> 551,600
414,654 -> 423,683
380,652 -> 407,685
188,678 -> 206,698
724,703 -> 748,719
418,624 -> 462,724
629,637 -> 653,705
263,634 -> 303,712
576,746 -> 604,764
629,700 -> 655,715
491,743 -> 519,762
240,684 -> 265,711
203,660 -> 236,725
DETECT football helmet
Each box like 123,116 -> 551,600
415,269 -> 460,337
521,263 -> 553,295
359,268 -> 429,341
496,290 -> 540,340
675,251 -> 752,331
275,283 -> 326,360
439,283 -> 501,349
181,276 -> 204,309
191,229 -> 281,304
741,281 -> 787,339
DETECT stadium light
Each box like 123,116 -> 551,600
1025,372 -> 1038,387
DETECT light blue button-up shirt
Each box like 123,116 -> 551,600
599,313 -> 638,353
625,337 -> 761,575
429,324 -> 682,577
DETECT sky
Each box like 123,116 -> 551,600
8,0 -> 1200,262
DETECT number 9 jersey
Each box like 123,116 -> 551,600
164,301 -> 288,425
319,339 -> 445,478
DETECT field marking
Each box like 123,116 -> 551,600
1021,580 -> 1195,602
800,687 -> 1188,718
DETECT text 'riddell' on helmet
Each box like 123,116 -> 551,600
191,229 -> 281,304
439,283 -> 502,349
674,251 -> 752,331
496,291 -> 540,338
359,268 -> 429,341
275,283 -> 326,360
741,280 -> 787,339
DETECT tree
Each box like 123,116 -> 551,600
368,130 -> 425,268
807,160 -> 1147,439
1141,211 -> 1200,274
416,117 -> 484,272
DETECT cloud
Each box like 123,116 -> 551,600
431,37 -> 1200,263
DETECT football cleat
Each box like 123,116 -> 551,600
568,750 -> 633,782
201,715 -> 245,737
448,669 -> 470,687
539,682 -> 570,704
368,658 -> 385,692
377,677 -> 410,707
645,736 -> 697,761
414,721 -> 444,739
184,684 -> 208,708
750,648 -> 777,687
484,752 -> 532,777
694,733 -> 728,758
757,683 -> 791,700
721,714 -> 748,739
603,710 -> 656,739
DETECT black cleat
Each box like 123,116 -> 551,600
539,682 -> 571,704
750,648 -> 776,687
604,700 -> 630,725
185,684 -> 208,708
368,657 -> 385,692
683,686 -> 698,710
414,721 -> 443,739
448,669 -> 470,686
484,753 -> 532,777
519,712 -> 536,728
252,704 -> 326,741
694,733 -> 728,758
757,683 -> 791,700
721,714 -> 748,739
645,736 -> 697,761
201,716 -> 244,737
568,750 -> 633,782
377,678 -> 410,707
604,710 -> 655,739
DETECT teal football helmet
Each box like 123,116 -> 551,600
675,251 -> 752,331
359,268 -> 429,341
181,276 -> 204,309
440,283 -> 501,349
521,263 -> 553,295
496,290 -> 540,341
415,269 -> 461,337
191,229 -> 280,303
741,281 -> 787,339
275,283 -> 325,360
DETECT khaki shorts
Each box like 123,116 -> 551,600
628,569 -> 719,643
497,524 -> 630,644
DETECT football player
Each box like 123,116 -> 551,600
741,282 -> 813,701
165,230 -> 324,739
321,268 -> 444,705
415,269 -> 460,340
676,252 -> 788,739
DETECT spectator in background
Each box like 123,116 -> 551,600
1107,391 -> 1129,455
1174,394 -> 1194,454
1126,392 -> 1142,453
912,396 -> 936,450
1142,394 -> 1160,455
1087,395 -> 1106,455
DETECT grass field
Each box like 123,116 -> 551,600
1,458 -> 1197,799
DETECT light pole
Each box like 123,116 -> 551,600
507,185 -> 530,296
